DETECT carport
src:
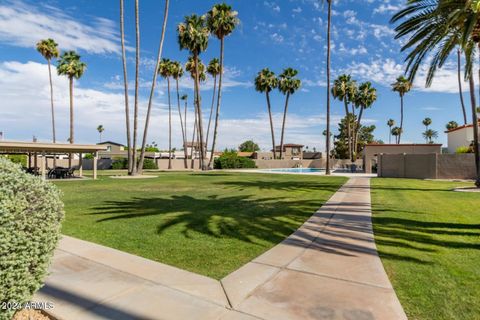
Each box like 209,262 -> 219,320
0,141 -> 107,180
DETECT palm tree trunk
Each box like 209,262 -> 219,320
399,94 -> 404,144
457,48 -> 468,125
193,54 -> 206,170
343,99 -> 351,160
120,0 -> 133,175
208,38 -> 225,169
354,106 -> 364,159
167,77 -> 172,170
205,75 -> 217,153
266,91 -> 276,159
132,0 -> 140,175
184,99 -> 188,165
325,0 -> 332,175
468,72 -> 480,187
176,80 -> 188,169
47,59 -> 56,167
137,0 -> 169,174
279,92 -> 290,160
68,77 -> 74,168
388,126 -> 391,144
191,106 -> 197,169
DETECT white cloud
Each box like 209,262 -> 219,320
0,0 -> 122,54
0,60 -> 333,151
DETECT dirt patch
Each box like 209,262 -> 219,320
13,310 -> 52,320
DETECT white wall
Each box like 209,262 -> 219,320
447,127 -> 474,153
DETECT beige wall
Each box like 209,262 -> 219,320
378,153 -> 476,179
253,159 -> 363,170
364,144 -> 442,173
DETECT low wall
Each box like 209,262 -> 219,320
253,159 -> 363,170
378,153 -> 477,179
155,159 -> 201,170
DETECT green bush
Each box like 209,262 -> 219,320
142,159 -> 158,170
456,146 -> 472,154
1,155 -> 27,167
83,153 -> 94,160
0,158 -> 64,320
111,158 -> 128,169
214,151 -> 257,169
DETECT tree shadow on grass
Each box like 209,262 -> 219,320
215,180 -> 344,193
90,194 -> 323,246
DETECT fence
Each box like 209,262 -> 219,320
378,153 -> 476,179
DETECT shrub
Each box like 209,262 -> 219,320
214,151 -> 257,169
0,158 -> 64,320
111,158 -> 128,169
142,159 -> 158,170
83,153 -> 94,160
1,155 -> 27,167
456,146 -> 472,154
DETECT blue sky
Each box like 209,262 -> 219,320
0,0 -> 474,150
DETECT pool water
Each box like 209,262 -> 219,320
264,168 -> 325,173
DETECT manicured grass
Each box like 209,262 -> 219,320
371,178 -> 480,320
55,172 -> 346,279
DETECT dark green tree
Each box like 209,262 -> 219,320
238,140 -> 260,152
333,115 -> 375,159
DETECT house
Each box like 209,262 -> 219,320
274,144 -> 304,160
97,141 -> 128,159
445,121 -> 480,154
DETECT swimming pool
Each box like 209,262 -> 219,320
263,168 -> 325,173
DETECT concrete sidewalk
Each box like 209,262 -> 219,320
35,177 -> 406,320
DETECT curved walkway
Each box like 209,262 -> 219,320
35,177 -> 406,320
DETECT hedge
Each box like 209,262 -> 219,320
111,158 -> 158,170
0,158 -> 64,320
214,151 -> 256,169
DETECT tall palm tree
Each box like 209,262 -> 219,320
254,68 -> 279,159
119,0 -> 133,174
446,120 -> 459,131
332,74 -> 353,160
391,0 -> 479,186
278,68 -> 301,159
206,3 -> 239,169
457,48 -> 468,125
353,82 -> 377,158
325,0 -> 332,174
97,125 -> 105,142
132,0 -> 141,175
423,129 -> 438,144
171,61 -> 188,168
158,58 -> 173,169
391,127 -> 402,144
206,58 -> 220,152
137,0 -> 170,174
178,15 -> 210,170
422,117 -> 432,142
387,119 -> 395,144
391,76 -> 412,144
36,38 -> 59,146
57,51 -> 86,167
181,94 -> 188,156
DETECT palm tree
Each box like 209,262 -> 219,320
36,39 -> 59,146
391,76 -> 412,144
254,68 -> 279,159
206,58 -> 220,151
278,68 -> 301,159
446,121 -> 459,131
119,0 -> 133,174
158,58 -> 173,169
325,0 -> 333,174
57,51 -> 86,167
353,82 -> 377,158
422,117 -> 432,142
132,0 -> 141,175
206,3 -> 239,169
332,74 -> 353,160
457,48 -> 468,125
391,0 -> 479,186
181,94 -> 188,157
137,0 -> 170,174
387,119 -> 395,144
423,129 -> 438,144
171,61 -> 188,168
97,125 -> 105,142
178,15 -> 210,170
391,127 -> 402,144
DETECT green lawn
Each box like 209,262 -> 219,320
371,178 -> 480,320
55,172 -> 346,279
